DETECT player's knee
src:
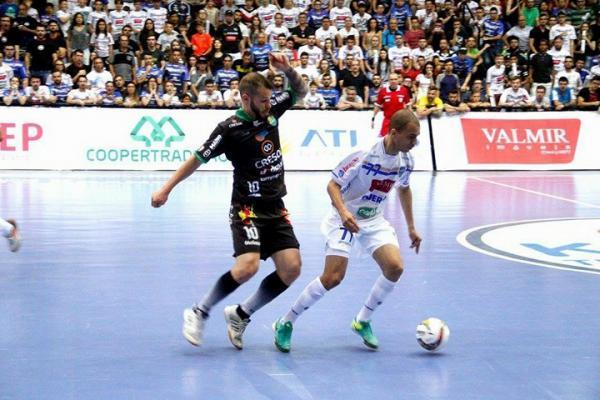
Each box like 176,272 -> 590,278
321,271 -> 345,290
234,259 -> 260,282
383,262 -> 404,282
279,258 -> 302,284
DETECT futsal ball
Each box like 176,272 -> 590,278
416,318 -> 450,351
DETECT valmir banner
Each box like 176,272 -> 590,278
432,112 -> 598,170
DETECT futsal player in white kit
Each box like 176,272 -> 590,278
273,109 -> 422,351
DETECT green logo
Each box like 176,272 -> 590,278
357,207 -> 377,219
268,115 -> 277,127
130,116 -> 185,147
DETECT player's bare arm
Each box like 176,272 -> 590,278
327,179 -> 359,233
269,52 -> 309,99
398,185 -> 421,253
151,156 -> 202,208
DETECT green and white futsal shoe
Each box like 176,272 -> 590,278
273,318 -> 293,353
351,319 -> 379,350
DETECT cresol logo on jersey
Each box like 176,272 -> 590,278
460,118 -> 580,164
85,116 -> 199,164
457,218 -> 600,274
0,122 -> 44,158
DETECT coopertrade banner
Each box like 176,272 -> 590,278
0,107 -> 434,171
432,112 -> 599,170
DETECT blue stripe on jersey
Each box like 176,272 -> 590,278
361,163 -> 399,176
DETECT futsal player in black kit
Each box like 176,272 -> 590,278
151,53 -> 308,350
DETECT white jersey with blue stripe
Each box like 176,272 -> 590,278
331,139 -> 414,223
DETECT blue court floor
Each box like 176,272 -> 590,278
1,170 -> 599,400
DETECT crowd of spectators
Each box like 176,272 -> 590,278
0,0 -> 599,112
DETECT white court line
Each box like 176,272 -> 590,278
469,176 -> 600,209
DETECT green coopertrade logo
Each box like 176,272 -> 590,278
130,116 -> 185,147
86,116 -> 193,163
357,207 -> 377,219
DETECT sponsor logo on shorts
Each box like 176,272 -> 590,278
457,218 -> 600,274
461,118 -> 580,164
357,207 -> 377,219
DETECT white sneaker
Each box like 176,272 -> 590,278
182,308 -> 205,346
224,305 -> 250,350
6,219 -> 21,253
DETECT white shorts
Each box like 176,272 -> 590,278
321,212 -> 399,258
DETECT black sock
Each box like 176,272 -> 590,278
239,272 -> 289,317
198,271 -> 241,317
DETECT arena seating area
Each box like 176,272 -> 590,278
0,0 -> 599,111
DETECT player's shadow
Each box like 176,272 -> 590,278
406,351 -> 449,358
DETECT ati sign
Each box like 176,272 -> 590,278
457,218 -> 600,274
461,118 -> 580,164
301,129 -> 357,148
0,122 -> 43,151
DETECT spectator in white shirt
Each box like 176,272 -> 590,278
294,52 -> 319,83
25,76 -> 52,105
411,38 -> 435,62
223,78 -> 242,108
499,76 -> 530,108
304,81 -> 327,109
67,76 -> 97,106
147,0 -> 168,33
87,57 -> 113,92
337,17 -> 359,47
298,35 -> 322,66
197,79 -> 224,107
549,12 -> 576,55
554,56 -> 582,96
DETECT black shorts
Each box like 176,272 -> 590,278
230,201 -> 300,261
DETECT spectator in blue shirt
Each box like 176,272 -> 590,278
163,48 -> 190,95
317,74 -> 339,107
382,18 -> 402,49
435,60 -> 460,102
48,71 -> 72,104
551,77 -> 574,110
482,7 -> 505,65
388,0 -> 412,33
214,55 -> 240,92
451,48 -> 474,88
250,32 -> 272,72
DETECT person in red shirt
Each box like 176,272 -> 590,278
371,73 -> 412,136
191,23 -> 213,57
399,56 -> 421,81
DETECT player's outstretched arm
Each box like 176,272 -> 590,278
398,186 -> 421,253
269,52 -> 309,99
327,180 -> 359,233
151,155 -> 201,208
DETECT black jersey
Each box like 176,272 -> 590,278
195,90 -> 297,204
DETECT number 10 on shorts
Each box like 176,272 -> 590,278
243,226 -> 259,240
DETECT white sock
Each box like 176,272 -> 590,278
0,218 -> 13,238
282,277 -> 327,324
356,275 -> 396,322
